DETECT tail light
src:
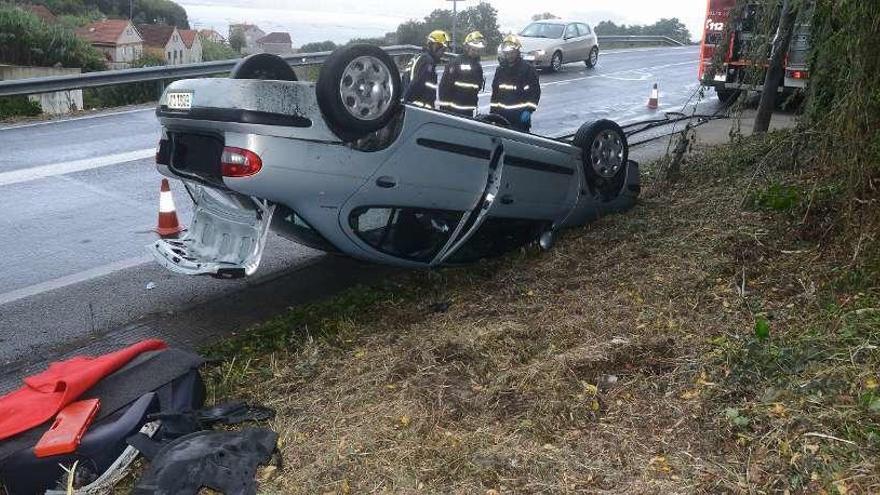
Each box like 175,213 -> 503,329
221,147 -> 262,177
786,69 -> 809,80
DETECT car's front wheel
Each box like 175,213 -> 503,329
585,46 -> 599,69
316,44 -> 402,141
573,119 -> 629,202
548,51 -> 563,73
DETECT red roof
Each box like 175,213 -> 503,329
21,4 -> 56,23
179,29 -> 199,48
257,32 -> 291,45
137,24 -> 175,48
76,19 -> 136,45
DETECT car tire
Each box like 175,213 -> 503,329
585,46 -> 599,69
316,44 -> 402,141
230,53 -> 298,81
549,51 -> 563,73
573,119 -> 629,202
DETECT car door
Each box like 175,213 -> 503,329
578,23 -> 596,55
341,118 -> 500,266
562,24 -> 581,62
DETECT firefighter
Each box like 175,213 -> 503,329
403,30 -> 449,109
490,34 -> 541,132
438,31 -> 486,117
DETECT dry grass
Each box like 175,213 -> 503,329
206,129 -> 879,494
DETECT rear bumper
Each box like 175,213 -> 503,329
147,183 -> 275,278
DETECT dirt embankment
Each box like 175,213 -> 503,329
207,129 -> 879,494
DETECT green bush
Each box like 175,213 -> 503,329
83,54 -> 164,108
806,0 -> 880,199
0,96 -> 42,118
201,39 -> 239,61
0,6 -> 105,70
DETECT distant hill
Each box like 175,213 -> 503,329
29,0 -> 189,28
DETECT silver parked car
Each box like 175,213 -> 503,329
149,46 -> 636,278
514,20 -> 600,72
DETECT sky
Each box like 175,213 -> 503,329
180,0 -> 708,46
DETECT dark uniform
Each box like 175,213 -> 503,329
403,51 -> 441,109
438,55 -> 484,117
490,59 -> 541,132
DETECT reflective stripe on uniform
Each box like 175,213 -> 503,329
438,101 -> 477,111
408,55 -> 422,81
523,85 -> 530,90
454,81 -> 480,89
490,102 -> 538,110
459,64 -> 472,71
425,82 -> 438,90
498,83 -> 517,91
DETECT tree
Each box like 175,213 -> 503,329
31,0 -> 189,27
299,41 -> 337,53
0,6 -> 105,70
201,38 -> 239,61
228,28 -> 246,54
595,17 -> 692,43
395,2 -> 502,52
753,0 -> 800,133
532,12 -> 559,21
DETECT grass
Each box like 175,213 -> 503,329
202,128 -> 879,493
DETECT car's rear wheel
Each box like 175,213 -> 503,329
573,119 -> 629,202
585,46 -> 599,68
549,51 -> 563,73
316,44 -> 402,141
230,53 -> 298,81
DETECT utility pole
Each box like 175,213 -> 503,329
446,0 -> 468,53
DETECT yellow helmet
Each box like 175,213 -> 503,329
464,31 -> 486,49
500,34 -> 522,52
427,30 -> 450,47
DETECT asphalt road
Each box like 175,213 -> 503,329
0,45 -> 716,384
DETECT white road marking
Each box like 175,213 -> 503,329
0,107 -> 154,131
0,148 -> 154,187
0,255 -> 151,306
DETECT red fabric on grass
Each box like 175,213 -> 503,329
0,340 -> 167,441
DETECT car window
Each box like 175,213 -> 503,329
564,24 -> 579,39
519,22 -> 565,39
446,218 -> 548,264
349,207 -> 463,262
578,23 -> 592,35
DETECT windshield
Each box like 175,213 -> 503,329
519,22 -> 565,39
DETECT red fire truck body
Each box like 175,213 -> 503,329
699,0 -> 811,101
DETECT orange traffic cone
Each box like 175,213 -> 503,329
155,178 -> 184,237
647,83 -> 659,109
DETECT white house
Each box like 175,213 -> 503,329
228,23 -> 265,55
179,30 -> 203,63
75,19 -> 143,69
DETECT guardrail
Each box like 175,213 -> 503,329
0,45 -> 422,97
597,35 -> 685,47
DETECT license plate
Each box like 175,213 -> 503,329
166,92 -> 192,110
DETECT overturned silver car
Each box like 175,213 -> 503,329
150,45 -> 639,278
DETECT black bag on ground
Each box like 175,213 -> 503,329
0,348 -> 205,495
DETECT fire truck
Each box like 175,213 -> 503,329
699,0 -> 811,102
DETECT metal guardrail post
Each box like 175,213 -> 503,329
0,45 -> 422,97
